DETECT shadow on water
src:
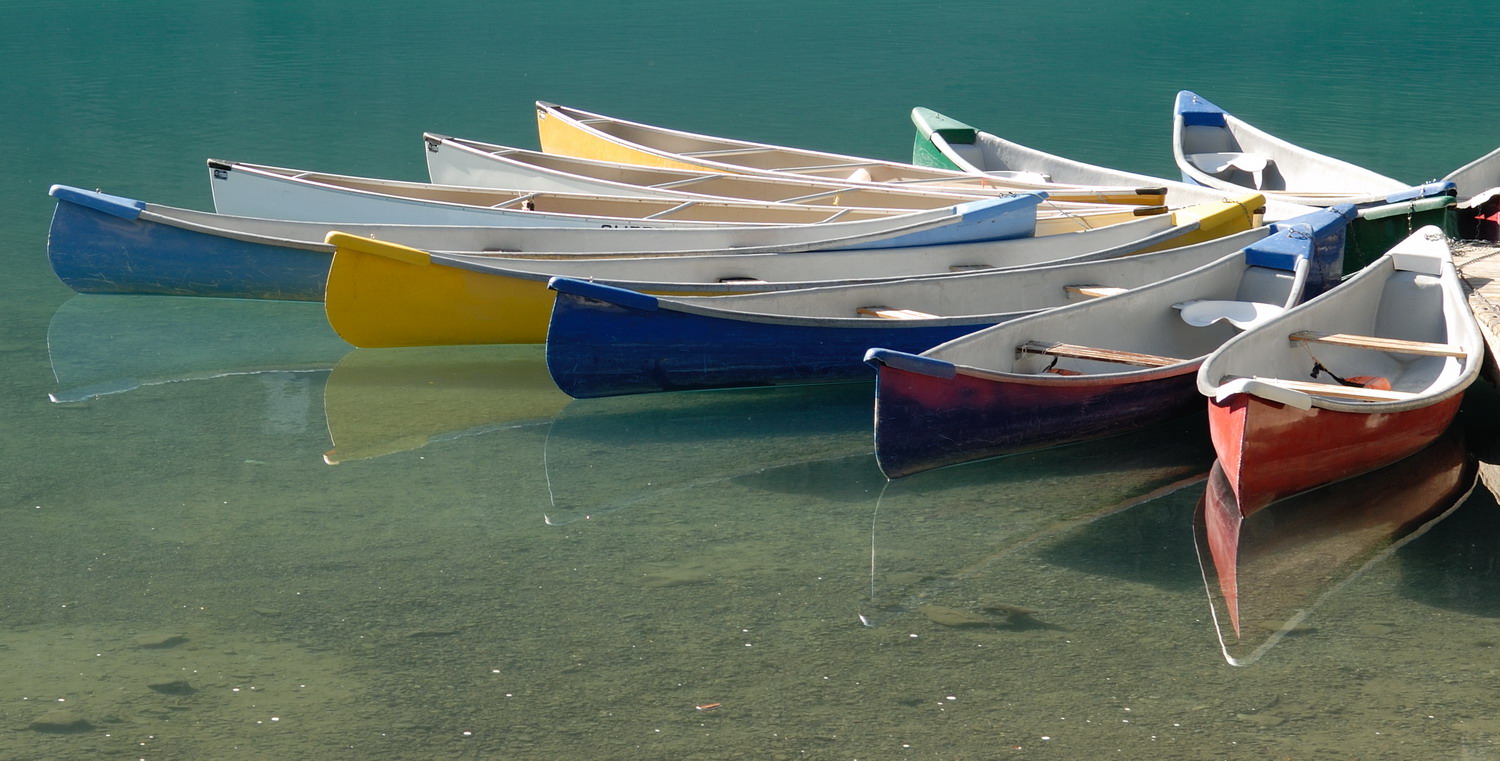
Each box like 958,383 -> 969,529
538,382 -> 879,525
728,453 -> 889,504
1394,377 -> 1500,618
856,412 -> 1215,628
1394,478 -> 1500,617
45,293 -> 349,403
1035,485 -> 1203,592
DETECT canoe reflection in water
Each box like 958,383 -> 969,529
46,294 -> 348,404
321,345 -> 569,464
538,384 -> 879,526
1193,423 -> 1479,666
858,413 -> 1214,629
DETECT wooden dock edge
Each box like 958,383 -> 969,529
1452,240 -> 1500,501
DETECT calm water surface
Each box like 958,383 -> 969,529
4,2 -> 1500,759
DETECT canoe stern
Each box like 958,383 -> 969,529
324,233 -> 555,347
48,186 -> 328,300
546,279 -> 985,398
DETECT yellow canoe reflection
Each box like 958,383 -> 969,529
322,345 -> 569,464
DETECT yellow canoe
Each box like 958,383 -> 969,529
323,195 -> 1261,348
536,101 -> 1175,207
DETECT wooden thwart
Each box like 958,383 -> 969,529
1017,340 -> 1185,367
1227,375 -> 1420,402
857,306 -> 937,320
1289,330 -> 1466,357
1064,285 -> 1128,299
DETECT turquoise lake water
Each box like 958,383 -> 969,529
6,2 -> 1500,758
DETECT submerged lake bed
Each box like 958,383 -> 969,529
6,331 -> 1500,759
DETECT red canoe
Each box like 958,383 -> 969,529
1196,226 -> 1483,601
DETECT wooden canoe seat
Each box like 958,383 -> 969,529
1223,375 -> 1420,402
1017,341 -> 1185,367
1064,285 -> 1128,299
1288,331 -> 1467,357
717,277 -> 768,284
857,306 -> 937,320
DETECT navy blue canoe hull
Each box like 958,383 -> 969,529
544,280 -> 993,399
47,186 -> 328,300
865,352 -> 1202,478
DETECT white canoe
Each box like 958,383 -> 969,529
533,101 -> 1171,206
909,106 -> 1314,222
426,133 -> 1016,211
1443,144 -> 1500,223
207,159 -> 1165,240
1171,90 -> 1450,207
208,159 -> 951,228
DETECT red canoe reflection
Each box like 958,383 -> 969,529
1194,423 -> 1478,665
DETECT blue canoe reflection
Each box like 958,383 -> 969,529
1193,423 -> 1479,666
858,414 -> 1215,628
46,294 -> 349,403
321,345 -> 569,464
538,384 -> 880,526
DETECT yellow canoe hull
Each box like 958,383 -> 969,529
1141,192 -> 1262,252
325,233 -> 731,348
325,234 -> 561,347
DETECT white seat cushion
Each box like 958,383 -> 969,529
1186,151 -> 1270,175
1175,299 -> 1285,330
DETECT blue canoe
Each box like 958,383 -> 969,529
45,184 -> 1044,300
862,204 -> 1356,478
543,205 -> 1355,399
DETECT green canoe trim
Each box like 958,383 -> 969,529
1356,194 -> 1455,221
910,107 -> 978,170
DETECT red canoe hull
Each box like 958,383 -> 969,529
1209,392 -> 1463,518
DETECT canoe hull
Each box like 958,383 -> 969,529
540,213 -> 1275,398
324,241 -> 558,347
867,357 -> 1201,478
48,187 -> 327,300
545,284 -> 989,398
1209,391 -> 1464,518
1343,195 -> 1458,270
1197,226 -> 1483,516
